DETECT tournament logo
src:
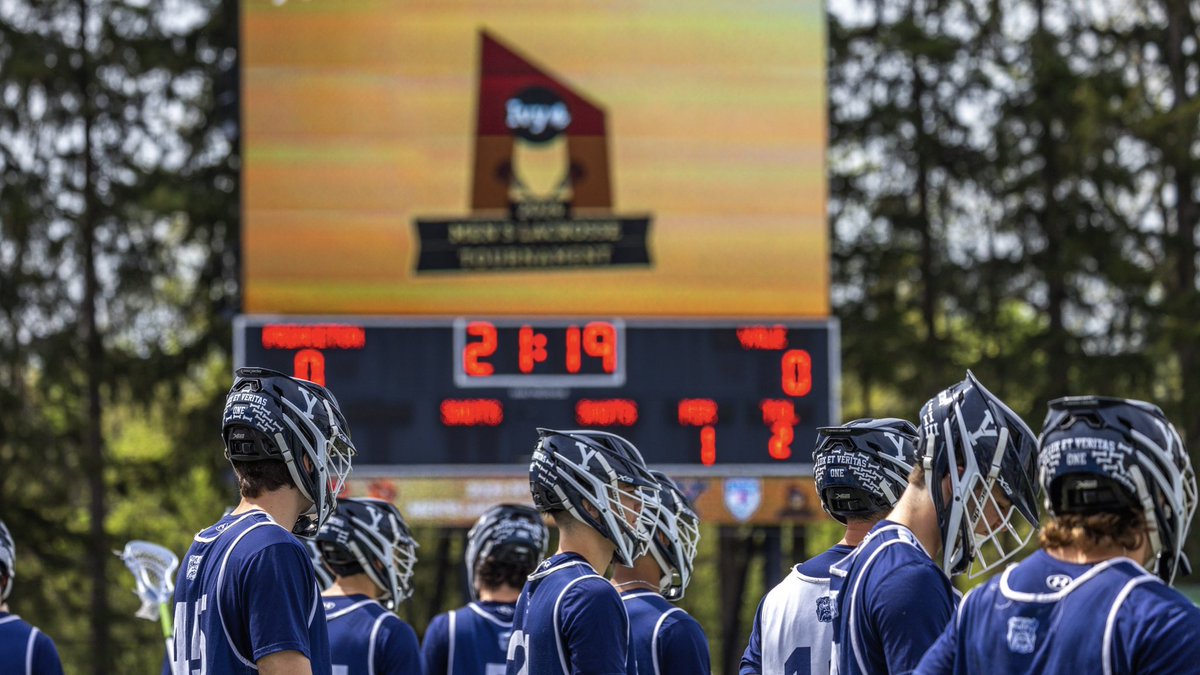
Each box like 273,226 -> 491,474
723,478 -> 762,522
414,31 -> 652,273
1006,616 -> 1038,654
1045,574 -> 1072,591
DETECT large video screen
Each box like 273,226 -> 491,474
242,0 -> 827,317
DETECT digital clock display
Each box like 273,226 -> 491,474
234,317 -> 838,472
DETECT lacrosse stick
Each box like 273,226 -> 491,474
117,540 -> 178,654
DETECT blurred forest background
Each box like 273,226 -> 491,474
0,0 -> 1197,672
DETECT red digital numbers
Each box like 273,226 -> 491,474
462,321 -> 618,378
761,399 -> 799,461
781,349 -> 813,397
736,325 -> 788,350
293,349 -> 326,387
678,399 -> 719,466
464,322 -> 498,376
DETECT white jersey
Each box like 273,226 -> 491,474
740,544 -> 853,675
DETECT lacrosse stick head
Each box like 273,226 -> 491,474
117,540 -> 179,621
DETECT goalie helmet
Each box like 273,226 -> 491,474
919,371 -> 1040,576
465,504 -> 548,600
1039,396 -> 1197,583
0,519 -> 13,601
647,471 -> 700,601
529,429 -> 659,567
222,367 -> 356,537
813,418 -> 918,523
315,498 -> 418,608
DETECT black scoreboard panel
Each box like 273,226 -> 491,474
234,317 -> 838,472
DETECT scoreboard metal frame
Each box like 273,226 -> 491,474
234,315 -> 839,477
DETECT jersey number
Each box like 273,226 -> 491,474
785,647 -> 811,675
170,595 -> 208,675
506,629 -> 529,675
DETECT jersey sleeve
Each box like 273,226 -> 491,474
558,577 -> 630,675
375,617 -> 426,675
658,611 -> 711,675
240,540 -> 320,663
421,612 -> 451,675
1121,587 -> 1200,674
32,630 -> 65,675
913,595 -> 964,675
869,562 -> 954,675
738,599 -> 765,674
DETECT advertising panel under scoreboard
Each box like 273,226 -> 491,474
234,317 -> 838,473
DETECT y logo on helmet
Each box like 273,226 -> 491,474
365,506 -> 385,532
575,441 -> 597,469
969,410 -> 998,444
299,388 -> 321,420
885,432 -> 908,459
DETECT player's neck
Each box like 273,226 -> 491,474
610,555 -> 661,594
232,489 -> 309,533
556,528 -> 616,576
323,574 -> 382,600
1045,539 -> 1149,567
886,483 -> 942,560
838,518 -> 878,547
477,586 -> 521,603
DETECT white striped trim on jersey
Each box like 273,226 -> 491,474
467,601 -> 513,627
553,575 -> 604,674
448,610 -> 457,675
0,615 -> 37,675
830,523 -> 939,675
326,596 -> 401,675
619,591 -> 687,675
210,510 -> 293,670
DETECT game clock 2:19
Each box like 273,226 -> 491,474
234,317 -> 838,472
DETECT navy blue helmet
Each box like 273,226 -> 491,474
530,429 -> 659,567
647,471 -> 700,602
0,519 -> 13,601
465,504 -> 548,600
316,498 -> 418,608
919,371 -> 1040,576
304,539 -> 335,591
1040,396 -> 1197,583
814,418 -> 918,523
222,367 -> 356,537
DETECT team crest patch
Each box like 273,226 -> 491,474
724,478 -> 762,522
815,596 -> 834,623
186,555 -> 203,581
1006,617 -> 1038,654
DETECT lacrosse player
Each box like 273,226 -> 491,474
0,519 -> 64,674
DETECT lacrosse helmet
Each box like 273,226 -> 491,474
529,429 -> 659,567
316,498 -> 418,608
222,367 -> 356,537
304,539 -> 335,591
0,520 -> 13,601
1040,396 -> 1198,583
465,504 -> 548,600
919,371 -> 1040,576
814,418 -> 918,523
646,471 -> 700,601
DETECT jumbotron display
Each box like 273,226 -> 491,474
235,318 -> 837,471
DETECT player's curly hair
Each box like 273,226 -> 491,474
1038,509 -> 1146,554
232,459 -> 295,498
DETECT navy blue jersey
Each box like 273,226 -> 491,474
621,590 -> 709,675
830,521 -> 954,675
916,549 -> 1200,675
741,543 -> 855,675
506,553 -> 631,675
324,594 -> 423,675
423,601 -> 516,675
0,612 -> 64,675
166,510 -> 331,675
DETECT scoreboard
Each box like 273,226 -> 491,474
235,317 -> 838,473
